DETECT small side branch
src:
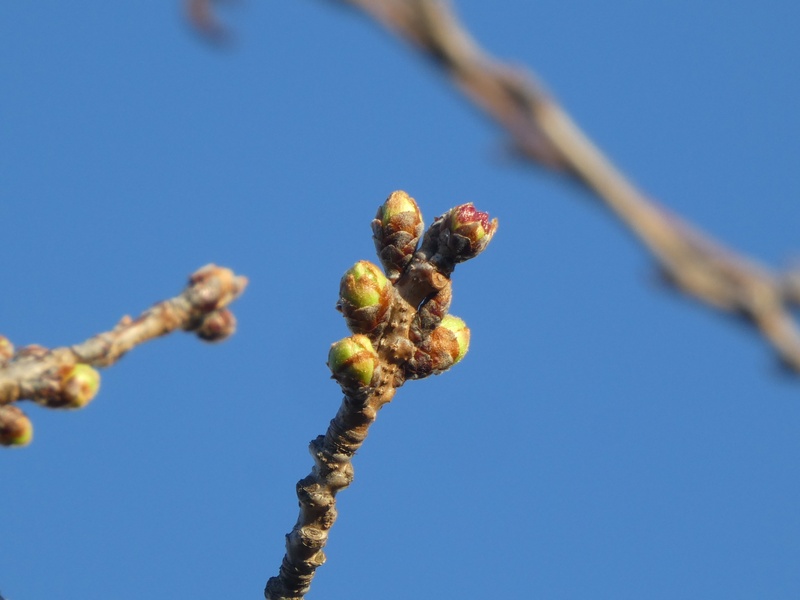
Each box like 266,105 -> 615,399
0,265 -> 247,445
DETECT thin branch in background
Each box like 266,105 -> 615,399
184,0 -> 235,43
308,0 -> 799,373
0,264 -> 248,446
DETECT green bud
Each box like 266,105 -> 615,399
379,190 -> 422,229
337,261 -> 392,335
340,261 -> 390,308
439,315 -> 470,364
372,190 -> 425,280
0,406 -> 33,447
327,335 -> 379,387
405,315 -> 470,379
59,364 -> 101,409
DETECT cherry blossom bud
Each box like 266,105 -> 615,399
444,203 -> 498,261
53,364 -> 101,409
372,190 -> 424,280
337,261 -> 392,335
405,315 -> 470,379
439,315 -> 470,364
327,335 -> 379,388
0,406 -> 33,447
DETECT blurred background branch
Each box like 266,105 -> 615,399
0,265 -> 247,446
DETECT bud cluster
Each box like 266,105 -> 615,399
195,308 -> 237,342
328,191 -> 495,388
406,315 -> 470,379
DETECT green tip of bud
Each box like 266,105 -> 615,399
380,190 -> 421,227
7,423 -> 33,447
440,315 -> 470,364
340,261 -> 389,308
61,364 -> 101,409
0,406 -> 33,447
328,334 -> 379,387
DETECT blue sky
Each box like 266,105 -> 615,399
3,1 -> 800,598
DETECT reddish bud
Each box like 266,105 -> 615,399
48,364 -> 101,409
195,308 -> 237,342
445,203 -> 498,260
405,315 -> 471,379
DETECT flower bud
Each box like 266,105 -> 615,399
327,335 -> 379,388
439,315 -> 470,364
195,308 -> 237,342
444,203 -> 497,261
405,315 -> 470,379
54,364 -> 101,409
372,190 -> 424,280
0,406 -> 33,447
337,261 -> 392,335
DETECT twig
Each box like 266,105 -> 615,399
0,265 -> 247,443
317,0 -> 800,372
265,193 -> 496,599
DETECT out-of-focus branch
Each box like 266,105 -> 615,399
0,264 -> 247,446
300,0 -> 798,373
184,0 -> 234,43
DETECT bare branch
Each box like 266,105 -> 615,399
319,0 -> 800,372
0,265 -> 247,444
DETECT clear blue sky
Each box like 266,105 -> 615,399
3,2 -> 800,598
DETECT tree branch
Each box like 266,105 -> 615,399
0,264 -> 247,445
265,193 -> 496,599
314,0 -> 800,372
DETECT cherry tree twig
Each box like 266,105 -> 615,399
265,193 -> 496,599
0,265 -> 247,445
314,0 -> 800,372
